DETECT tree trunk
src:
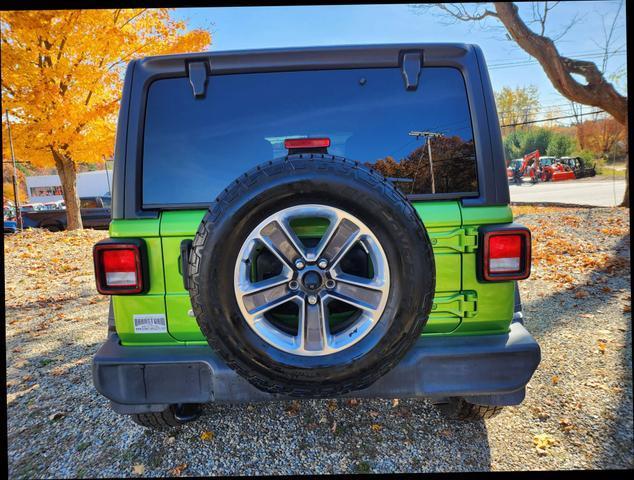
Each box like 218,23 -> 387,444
52,149 -> 83,230
493,2 -> 629,207
621,122 -> 629,207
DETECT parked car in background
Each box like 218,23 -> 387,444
4,219 -> 18,234
20,203 -> 45,212
21,195 -> 111,231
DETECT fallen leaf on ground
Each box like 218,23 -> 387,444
559,418 -> 574,432
391,398 -> 399,408
574,290 -> 589,299
370,424 -> 382,432
285,400 -> 300,416
597,340 -> 607,354
132,464 -> 145,475
533,433 -> 558,455
168,464 -> 187,476
346,398 -> 359,407
327,400 -> 337,412
200,431 -> 214,441
551,375 -> 559,385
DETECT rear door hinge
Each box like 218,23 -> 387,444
431,291 -> 478,318
188,60 -> 210,98
429,227 -> 478,253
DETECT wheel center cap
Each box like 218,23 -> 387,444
301,271 -> 323,290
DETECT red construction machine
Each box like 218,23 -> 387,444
507,150 -> 576,184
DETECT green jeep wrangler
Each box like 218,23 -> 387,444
92,44 -> 540,429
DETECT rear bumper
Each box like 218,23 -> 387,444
93,322 -> 540,414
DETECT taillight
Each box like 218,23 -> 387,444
284,137 -> 331,149
94,241 -> 146,294
481,228 -> 531,281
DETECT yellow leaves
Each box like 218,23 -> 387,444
370,424 -> 382,432
199,430 -> 214,441
599,227 -> 628,236
132,464 -> 145,475
597,339 -> 607,354
551,375 -> 559,385
533,433 -> 558,455
327,400 -> 338,412
2,9 -> 211,168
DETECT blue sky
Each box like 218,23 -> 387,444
173,1 -> 626,119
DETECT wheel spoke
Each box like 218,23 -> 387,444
258,219 -> 306,267
299,299 -> 328,352
316,217 -> 361,268
241,275 -> 296,314
328,275 -> 384,311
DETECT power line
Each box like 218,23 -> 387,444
487,47 -> 625,67
500,110 -> 606,128
488,49 -> 626,70
497,101 -> 591,114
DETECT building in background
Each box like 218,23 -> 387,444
26,169 -> 112,203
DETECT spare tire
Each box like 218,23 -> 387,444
188,155 -> 435,397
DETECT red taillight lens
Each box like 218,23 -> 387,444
284,137 -> 330,149
94,243 -> 145,294
489,235 -> 522,272
102,249 -> 137,286
482,229 -> 531,281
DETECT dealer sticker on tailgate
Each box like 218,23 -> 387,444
133,314 -> 167,333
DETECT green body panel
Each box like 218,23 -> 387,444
109,219 -> 175,345
108,202 -> 517,345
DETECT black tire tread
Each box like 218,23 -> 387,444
436,397 -> 504,421
130,407 -> 184,429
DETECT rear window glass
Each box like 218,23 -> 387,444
142,67 -> 477,206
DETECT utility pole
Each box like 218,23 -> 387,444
5,109 -> 23,230
103,156 -> 112,197
409,131 -> 442,194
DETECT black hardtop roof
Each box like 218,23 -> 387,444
136,43 -> 476,67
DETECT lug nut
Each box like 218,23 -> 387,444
288,280 -> 299,290
325,279 -> 336,289
295,259 -> 306,270
317,258 -> 328,269
307,295 -> 318,305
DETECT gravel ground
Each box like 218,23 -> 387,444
5,207 -> 632,477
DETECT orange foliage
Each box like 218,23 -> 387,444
1,9 -> 211,168
576,117 -> 625,155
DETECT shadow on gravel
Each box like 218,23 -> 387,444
518,232 -> 632,468
133,398 -> 493,474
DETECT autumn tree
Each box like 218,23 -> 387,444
495,85 -> 540,130
369,136 -> 477,194
414,2 -> 629,206
1,10 -> 211,229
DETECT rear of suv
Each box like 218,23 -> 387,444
92,44 -> 540,428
